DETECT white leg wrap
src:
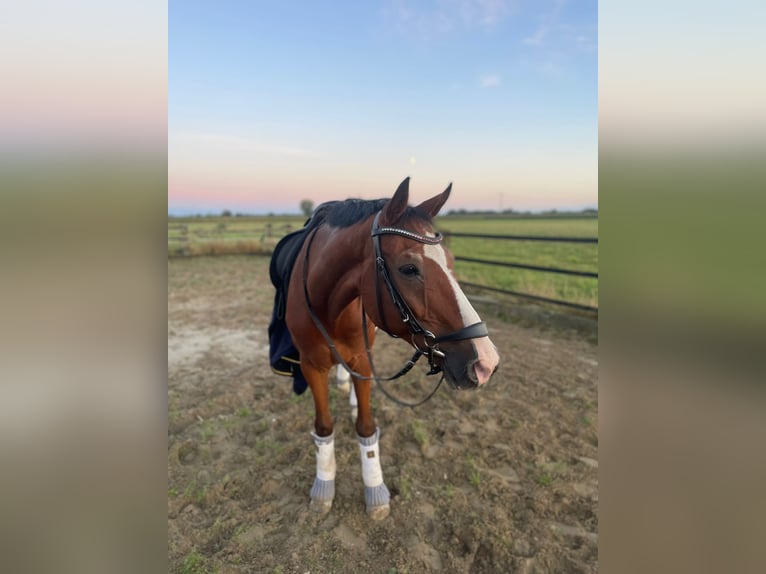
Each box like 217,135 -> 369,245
349,385 -> 358,421
336,365 -> 351,394
310,431 -> 335,504
336,365 -> 351,384
359,430 -> 383,487
311,431 -> 336,481
358,428 -> 390,511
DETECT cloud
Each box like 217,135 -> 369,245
479,74 -> 501,88
523,25 -> 548,46
552,0 -> 568,18
536,59 -> 564,78
383,0 -> 514,38
458,0 -> 513,26
574,33 -> 596,52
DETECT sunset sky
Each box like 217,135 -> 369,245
169,1 -> 597,215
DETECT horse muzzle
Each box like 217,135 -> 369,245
440,338 -> 499,390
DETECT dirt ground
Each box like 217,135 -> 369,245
168,255 -> 598,573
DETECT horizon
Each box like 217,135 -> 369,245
170,1 -> 597,214
168,203 -> 599,218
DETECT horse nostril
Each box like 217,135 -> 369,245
473,360 -> 494,386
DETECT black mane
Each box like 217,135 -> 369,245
311,198 -> 431,229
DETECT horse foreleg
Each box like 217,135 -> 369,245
352,376 -> 390,520
306,367 -> 335,514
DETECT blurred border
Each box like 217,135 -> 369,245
600,1 -> 766,572
0,2 -> 167,573
3,1 -> 766,573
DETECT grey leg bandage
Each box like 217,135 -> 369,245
358,427 -> 390,508
310,431 -> 335,502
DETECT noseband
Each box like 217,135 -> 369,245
370,211 -> 489,375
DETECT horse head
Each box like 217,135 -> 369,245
363,178 -> 500,389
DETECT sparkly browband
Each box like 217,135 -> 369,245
370,226 -> 443,245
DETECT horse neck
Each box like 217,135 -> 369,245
307,220 -> 373,320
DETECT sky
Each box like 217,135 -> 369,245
169,0 -> 597,215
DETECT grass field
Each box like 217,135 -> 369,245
168,214 -> 598,309
437,216 -> 598,309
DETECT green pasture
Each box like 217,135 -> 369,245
168,214 -> 598,309
167,215 -> 306,256
436,216 -> 598,309
168,215 -> 305,242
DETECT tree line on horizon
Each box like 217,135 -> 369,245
170,198 -> 597,219
169,205 -> 598,219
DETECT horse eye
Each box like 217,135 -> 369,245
398,264 -> 420,277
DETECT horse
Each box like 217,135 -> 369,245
274,177 -> 500,520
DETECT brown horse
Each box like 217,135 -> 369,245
283,178 -> 500,519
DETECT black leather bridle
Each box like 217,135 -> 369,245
370,210 -> 489,375
301,209 -> 489,406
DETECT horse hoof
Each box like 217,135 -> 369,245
367,504 -> 390,521
336,380 -> 351,394
310,499 -> 333,515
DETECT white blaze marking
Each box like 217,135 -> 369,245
423,244 -> 481,326
423,242 -> 499,384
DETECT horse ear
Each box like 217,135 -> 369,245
381,177 -> 410,225
415,183 -> 452,218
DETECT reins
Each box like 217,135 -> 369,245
361,310 -> 445,408
301,209 -> 489,407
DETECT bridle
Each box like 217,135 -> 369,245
370,211 -> 489,373
301,209 -> 489,406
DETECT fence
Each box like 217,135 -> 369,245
168,221 -> 598,314
442,231 -> 598,314
168,222 -> 296,243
